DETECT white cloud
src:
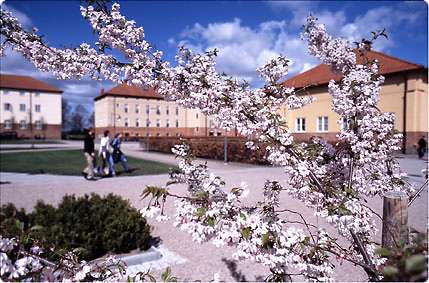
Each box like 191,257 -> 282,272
172,18 -> 318,85
167,37 -> 176,46
339,6 -> 421,51
170,3 -> 425,85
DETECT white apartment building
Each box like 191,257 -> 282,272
0,74 -> 63,139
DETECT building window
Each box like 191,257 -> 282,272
35,104 -> 41,112
4,120 -> 12,129
19,104 -> 26,112
136,118 -> 140,127
135,104 -> 140,114
146,105 -> 150,114
156,119 -> 160,127
156,133 -> 160,137
4,103 -> 11,111
34,92 -> 40,97
166,119 -> 170,128
146,119 -> 150,127
124,103 -> 128,113
35,120 -> 43,130
3,90 -> 9,95
176,107 -> 179,115
166,106 -> 169,115
19,91 -> 25,96
317,116 -> 328,132
175,120 -> 179,128
116,103 -> 120,108
156,105 -> 160,115
196,113 -> 199,119
124,117 -> 129,127
296,117 -> 306,132
19,120 -> 27,129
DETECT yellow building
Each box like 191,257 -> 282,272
281,50 -> 428,153
0,74 -> 63,139
94,84 -> 233,138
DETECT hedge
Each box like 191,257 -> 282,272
140,136 -> 270,165
0,194 -> 152,260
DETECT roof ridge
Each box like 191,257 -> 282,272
367,50 -> 425,68
0,73 -> 33,79
0,73 -> 62,93
284,64 -> 328,82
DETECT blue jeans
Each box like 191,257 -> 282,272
98,151 -> 116,176
108,153 -> 116,176
118,154 -> 129,172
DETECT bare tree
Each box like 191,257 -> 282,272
62,98 -> 72,131
70,104 -> 88,133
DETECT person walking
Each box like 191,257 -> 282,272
417,136 -> 427,159
111,133 -> 130,173
99,130 -> 116,177
82,128 -> 96,180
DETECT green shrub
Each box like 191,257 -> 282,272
0,194 -> 152,260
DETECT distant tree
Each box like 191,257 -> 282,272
70,104 -> 88,133
88,111 -> 95,128
61,98 -> 72,131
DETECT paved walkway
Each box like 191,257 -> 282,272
0,142 -> 427,281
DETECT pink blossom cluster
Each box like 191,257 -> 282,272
142,143 -> 334,281
0,236 -> 126,282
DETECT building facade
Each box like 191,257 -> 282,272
0,74 -> 63,139
94,84 -> 234,138
281,50 -> 428,153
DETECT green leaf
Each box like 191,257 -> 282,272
239,212 -> 246,220
383,266 -> 399,277
207,217 -> 216,227
261,233 -> 270,247
195,191 -> 209,199
405,254 -> 426,273
242,227 -> 251,239
195,207 -> 207,217
15,220 -> 24,232
72,247 -> 87,255
376,247 -> 392,257
161,267 -> 172,282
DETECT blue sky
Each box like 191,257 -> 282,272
1,0 -> 427,114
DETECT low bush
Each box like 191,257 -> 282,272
0,194 -> 152,260
142,136 -> 270,165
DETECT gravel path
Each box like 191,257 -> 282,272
0,144 -> 427,282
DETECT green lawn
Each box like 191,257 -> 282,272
0,139 -> 64,144
0,149 -> 174,176
0,147 -> 61,151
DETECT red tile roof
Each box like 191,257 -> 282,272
283,50 -> 425,89
94,83 -> 163,101
0,74 -> 63,93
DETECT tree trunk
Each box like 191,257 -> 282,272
382,191 -> 409,249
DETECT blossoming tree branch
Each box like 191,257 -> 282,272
0,2 -> 414,281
